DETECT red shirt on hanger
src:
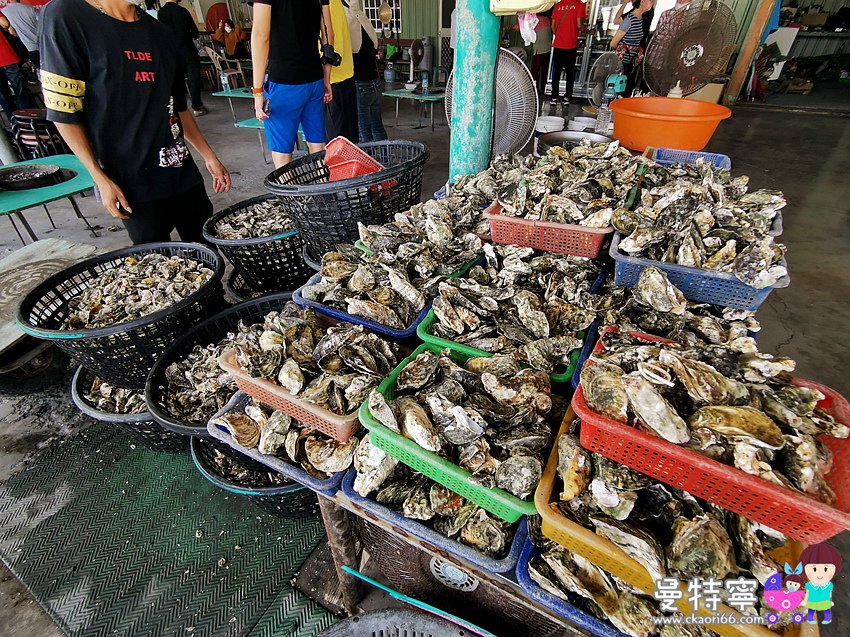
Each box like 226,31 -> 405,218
552,0 -> 586,50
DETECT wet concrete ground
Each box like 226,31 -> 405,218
0,93 -> 848,636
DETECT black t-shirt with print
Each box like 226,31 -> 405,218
253,0 -> 328,85
39,0 -> 202,203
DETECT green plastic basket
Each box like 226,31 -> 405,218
416,309 -> 582,385
359,342 -> 539,523
353,241 -> 483,280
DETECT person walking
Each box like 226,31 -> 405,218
251,0 -> 333,168
325,0 -> 357,142
611,0 -> 651,97
531,12 -> 553,96
0,29 -> 31,117
158,0 -> 206,116
39,0 -> 231,244
550,0 -> 586,104
0,0 -> 39,68
349,0 -> 385,142
213,19 -> 248,60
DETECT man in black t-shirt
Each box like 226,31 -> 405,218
251,0 -> 333,167
158,0 -> 206,116
39,0 -> 230,245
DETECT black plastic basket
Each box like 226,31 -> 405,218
223,269 -> 264,304
202,194 -> 314,294
264,141 -> 429,257
302,244 -> 321,272
144,292 -> 293,436
190,437 -> 319,518
17,242 -> 225,388
71,366 -> 187,453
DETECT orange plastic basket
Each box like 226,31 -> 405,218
485,201 -> 613,259
535,408 -> 806,637
324,136 -> 384,170
218,348 -> 359,442
572,327 -> 850,543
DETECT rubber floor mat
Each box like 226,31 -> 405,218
0,424 -> 337,637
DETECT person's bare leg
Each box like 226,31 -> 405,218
306,142 -> 326,153
272,151 -> 292,168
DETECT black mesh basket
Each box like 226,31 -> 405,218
302,244 -> 321,272
264,141 -> 429,257
354,518 -> 565,637
202,195 -> 314,294
316,609 -> 467,637
223,269 -> 264,305
17,242 -> 225,388
71,366 -> 187,453
190,437 -> 319,518
144,292 -> 293,436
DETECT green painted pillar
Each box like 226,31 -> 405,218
448,0 -> 501,182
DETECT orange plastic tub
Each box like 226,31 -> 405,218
610,97 -> 731,152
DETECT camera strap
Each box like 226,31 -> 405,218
319,0 -> 330,45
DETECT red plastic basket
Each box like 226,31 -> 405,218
217,348 -> 359,442
329,159 -> 381,181
485,201 -> 613,258
572,327 -> 850,543
324,136 -> 384,169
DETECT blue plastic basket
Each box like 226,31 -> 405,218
341,468 -> 526,574
651,148 -> 731,170
609,233 -> 789,311
293,273 -> 431,340
515,537 -> 626,637
205,392 -> 345,496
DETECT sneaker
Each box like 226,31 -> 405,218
193,106 -> 208,116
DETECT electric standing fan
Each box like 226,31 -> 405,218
409,39 -> 425,84
588,52 -> 627,107
643,0 -> 738,96
445,48 -> 539,156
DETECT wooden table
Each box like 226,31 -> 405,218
0,238 -> 97,371
382,87 -> 446,131
0,154 -> 97,244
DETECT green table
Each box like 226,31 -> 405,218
382,88 -> 446,131
212,87 -> 255,123
0,154 -> 97,244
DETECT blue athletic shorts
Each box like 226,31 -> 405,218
264,79 -> 326,154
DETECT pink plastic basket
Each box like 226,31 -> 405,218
218,348 -> 359,442
572,327 -> 850,543
485,201 -> 612,258
329,159 -> 380,181
324,136 -> 384,170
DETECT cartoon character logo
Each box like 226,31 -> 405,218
763,564 -> 806,625
762,543 -> 843,626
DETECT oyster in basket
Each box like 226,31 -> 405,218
85,376 -> 146,415
214,198 -> 293,240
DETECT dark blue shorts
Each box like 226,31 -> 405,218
264,79 -> 326,154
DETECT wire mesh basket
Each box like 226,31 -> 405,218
191,436 -> 320,518
202,195 -> 314,294
144,293 -> 293,436
354,517 -> 569,637
264,141 -> 429,257
17,242 -> 225,388
70,366 -> 187,453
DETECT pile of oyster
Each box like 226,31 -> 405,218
486,142 -> 648,227
581,330 -> 847,504
211,395 -> 357,479
530,423 -> 797,636
614,159 -> 787,289
209,444 -> 291,487
429,244 -> 600,372
597,266 -> 761,353
367,348 -> 566,499
234,304 -> 400,416
84,375 -> 146,415
62,254 -> 214,330
214,198 -> 294,240
162,339 -> 238,424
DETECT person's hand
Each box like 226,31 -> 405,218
218,20 -> 223,28
95,176 -> 131,220
205,155 -> 231,193
323,80 -> 333,104
254,95 -> 269,120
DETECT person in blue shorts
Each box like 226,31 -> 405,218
251,0 -> 334,168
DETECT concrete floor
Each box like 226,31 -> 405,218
0,91 -> 848,636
